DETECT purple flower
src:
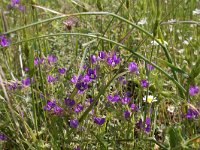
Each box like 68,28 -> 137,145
21,77 -> 31,86
136,117 -> 151,133
98,51 -> 106,59
8,82 -> 18,90
90,55 -> 97,63
128,62 -> 138,73
83,74 -> 90,82
94,117 -> 105,125
124,110 -> 130,119
47,75 -> 57,83
76,82 -> 88,92
140,79 -> 149,88
11,0 -> 20,6
64,98 -> 75,107
69,119 -> 79,128
107,52 -> 120,67
107,93 -> 121,103
47,54 -> 57,63
130,103 -> 137,111
87,68 -> 97,80
0,35 -> 9,47
34,57 -> 39,66
44,100 -> 56,111
70,75 -> 83,84
185,108 -> 199,119
58,68 -> 66,74
147,63 -> 154,71
24,67 -> 29,72
18,5 -> 25,11
189,85 -> 199,96
53,106 -> 63,114
0,134 -> 7,141
74,103 -> 84,113
74,146 -> 81,150
121,95 -> 130,104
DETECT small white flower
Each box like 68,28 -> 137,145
151,40 -> 159,46
143,95 -> 157,103
183,40 -> 189,45
138,18 -> 147,25
193,9 -> 200,15
167,105 -> 175,113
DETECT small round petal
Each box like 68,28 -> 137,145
124,110 -> 130,119
189,85 -> 199,96
90,55 -> 97,63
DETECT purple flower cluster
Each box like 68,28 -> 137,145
107,93 -> 121,103
74,103 -> 84,113
47,75 -> 57,83
44,100 -> 62,115
124,110 -> 130,119
21,77 -> 31,86
34,57 -> 44,66
189,85 -> 199,96
71,68 -> 97,93
7,0 -> 25,11
58,68 -> 66,74
107,52 -> 120,67
47,54 -> 57,64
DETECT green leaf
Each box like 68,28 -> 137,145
190,57 -> 200,80
157,58 -> 187,75
167,126 -> 185,150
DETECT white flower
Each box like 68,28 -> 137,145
138,18 -> 147,25
151,40 -> 159,46
183,40 -> 189,45
167,105 -> 175,113
193,9 -> 200,15
143,95 -> 157,103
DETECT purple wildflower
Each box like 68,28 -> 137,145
47,54 -> 57,63
136,117 -> 151,133
24,67 -> 29,72
98,51 -> 106,59
130,103 -> 137,111
128,62 -> 138,73
107,52 -> 120,67
21,77 -> 31,86
8,82 -> 18,90
147,63 -> 154,71
69,119 -> 79,128
94,117 -> 105,125
76,82 -> 88,92
74,103 -> 84,113
185,108 -> 199,119
0,35 -> 9,47
140,79 -> 149,88
58,68 -> 66,74
107,93 -> 121,103
44,100 -> 56,111
90,55 -> 97,63
124,110 -> 130,119
11,0 -> 20,6
83,74 -> 90,82
87,68 -> 97,80
64,98 -> 75,107
34,57 -> 39,66
0,134 -> 7,141
53,106 -> 63,114
18,5 -> 25,11
121,95 -> 130,104
47,75 -> 57,83
189,85 -> 199,96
